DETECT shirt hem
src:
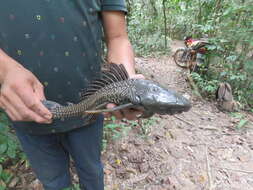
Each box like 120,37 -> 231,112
101,5 -> 127,13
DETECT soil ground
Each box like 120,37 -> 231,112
11,41 -> 253,190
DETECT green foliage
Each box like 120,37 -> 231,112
104,117 -> 131,140
63,184 -> 81,190
191,72 -> 219,98
102,116 -> 131,150
138,116 -> 159,137
127,0 -> 253,107
102,116 -> 159,150
0,112 -> 19,158
236,119 -> 249,129
127,0 -> 171,56
0,111 -> 22,189
230,112 -> 251,129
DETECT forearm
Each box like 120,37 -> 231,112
106,36 -> 135,76
102,11 -> 136,76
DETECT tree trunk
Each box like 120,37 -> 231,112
162,0 -> 168,48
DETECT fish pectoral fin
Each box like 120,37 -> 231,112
85,103 -> 134,114
82,114 -> 98,126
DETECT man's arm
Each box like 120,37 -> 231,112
102,11 -> 136,76
0,49 -> 52,123
102,11 -> 143,120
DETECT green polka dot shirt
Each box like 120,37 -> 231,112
0,0 -> 127,134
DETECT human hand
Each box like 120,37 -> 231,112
104,74 -> 145,120
0,64 -> 52,123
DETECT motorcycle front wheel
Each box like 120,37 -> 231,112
173,48 -> 189,68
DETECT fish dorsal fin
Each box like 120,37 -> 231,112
80,63 -> 129,100
103,63 -> 129,81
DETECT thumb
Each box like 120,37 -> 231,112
31,81 -> 52,117
130,74 -> 145,79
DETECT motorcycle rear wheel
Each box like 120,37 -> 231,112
173,48 -> 189,68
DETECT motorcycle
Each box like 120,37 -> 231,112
173,36 -> 210,72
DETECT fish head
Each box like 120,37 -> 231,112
132,79 -> 191,115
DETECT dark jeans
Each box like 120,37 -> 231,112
14,116 -> 104,190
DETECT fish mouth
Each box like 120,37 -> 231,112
152,103 -> 192,115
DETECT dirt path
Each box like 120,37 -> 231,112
103,41 -> 253,190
